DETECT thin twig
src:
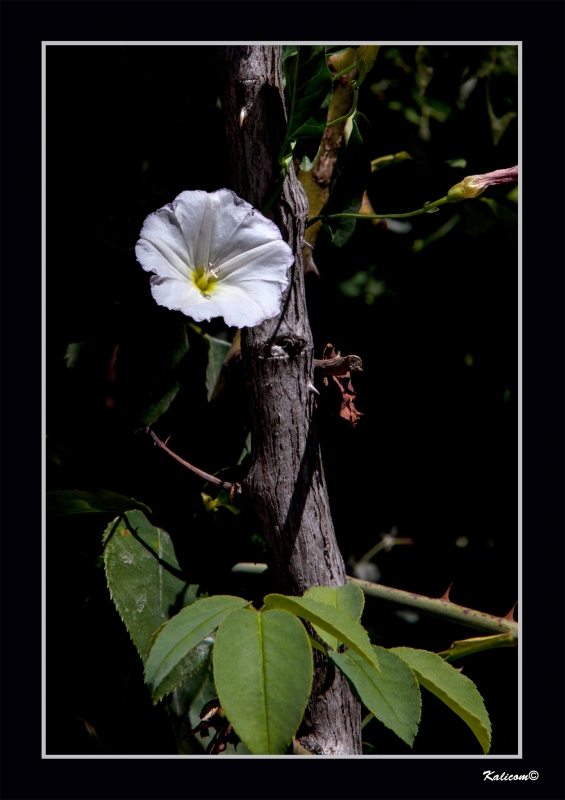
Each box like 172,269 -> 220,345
146,427 -> 233,490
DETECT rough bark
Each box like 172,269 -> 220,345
217,46 -> 362,755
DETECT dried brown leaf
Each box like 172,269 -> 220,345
322,343 -> 363,428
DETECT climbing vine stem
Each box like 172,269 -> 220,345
306,196 -> 450,228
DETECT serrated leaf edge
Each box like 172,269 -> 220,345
393,648 -> 492,754
102,512 -> 186,665
331,647 -> 422,748
151,636 -> 216,703
146,598 -> 249,697
416,673 -> 491,754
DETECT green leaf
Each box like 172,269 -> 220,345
201,489 -> 240,517
488,106 -> 517,147
392,647 -> 492,754
338,270 -> 370,298
326,46 -> 355,57
203,334 -> 230,401
103,510 -> 194,663
138,383 -> 180,428
330,646 -> 421,747
319,112 -> 371,247
153,633 -> 216,704
305,583 -> 365,621
213,607 -> 313,754
305,583 -> 365,650
282,45 -> 333,170
64,341 -> 85,369
284,45 -> 352,62
145,595 -> 248,700
237,431 -> 252,466
307,635 -> 328,655
322,223 -> 334,242
437,632 -> 516,663
47,489 -> 152,517
262,594 -> 378,671
282,44 -> 298,61
168,657 -> 216,753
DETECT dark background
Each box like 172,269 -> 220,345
46,45 -> 518,757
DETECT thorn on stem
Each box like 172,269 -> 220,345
503,601 -> 518,621
438,582 -> 454,602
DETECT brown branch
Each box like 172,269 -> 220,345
145,427 -> 233,491
313,354 -> 363,376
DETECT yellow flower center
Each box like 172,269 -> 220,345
193,260 -> 220,295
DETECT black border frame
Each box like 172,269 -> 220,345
1,2 -> 563,798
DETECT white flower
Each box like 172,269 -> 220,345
135,189 -> 294,328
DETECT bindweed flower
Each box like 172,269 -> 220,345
136,189 -> 294,328
446,165 -> 518,202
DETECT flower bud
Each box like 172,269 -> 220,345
446,165 -> 518,203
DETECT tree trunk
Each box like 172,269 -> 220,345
218,45 -> 362,755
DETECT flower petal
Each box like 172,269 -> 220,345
171,190 -> 214,269
202,190 -> 290,269
173,188 -> 292,272
149,276 -> 275,328
149,276 -> 225,322
209,281 -> 283,328
136,205 -> 194,281
219,239 -> 292,283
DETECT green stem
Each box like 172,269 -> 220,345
231,562 -> 269,575
306,196 -> 449,228
357,536 -> 412,563
348,576 -> 518,639
332,61 -> 358,81
262,153 -> 294,214
358,541 -> 385,562
361,712 -> 374,730
229,562 -> 518,641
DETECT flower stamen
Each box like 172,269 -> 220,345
194,260 -> 221,294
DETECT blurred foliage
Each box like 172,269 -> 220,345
47,44 -> 517,756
